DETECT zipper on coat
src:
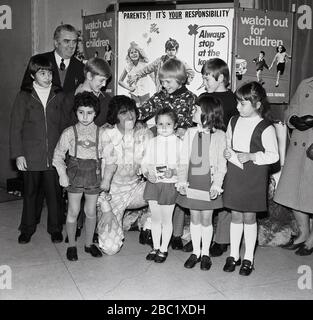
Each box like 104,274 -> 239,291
32,93 -> 57,168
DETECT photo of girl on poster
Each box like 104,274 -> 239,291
118,42 -> 154,106
269,45 -> 292,87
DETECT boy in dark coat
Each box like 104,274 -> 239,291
10,54 -> 66,244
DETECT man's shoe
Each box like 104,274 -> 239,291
171,236 -> 183,250
210,242 -> 228,257
84,244 -> 103,257
184,254 -> 200,269
223,256 -> 241,272
239,259 -> 254,276
18,233 -> 31,244
66,246 -> 78,261
51,232 -> 63,243
154,251 -> 168,263
146,248 -> 159,261
139,229 -> 148,245
182,241 -> 193,252
295,244 -> 313,256
200,255 -> 212,271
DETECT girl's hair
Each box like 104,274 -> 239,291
277,45 -> 286,52
165,38 -> 179,51
126,42 -> 149,65
73,91 -> 100,117
107,95 -> 139,125
235,81 -> 272,121
159,58 -> 187,85
155,107 -> 178,125
84,57 -> 112,80
196,94 -> 225,132
29,54 -> 53,76
201,58 -> 230,87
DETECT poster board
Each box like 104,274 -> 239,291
235,8 -> 293,104
117,8 -> 234,99
82,12 -> 116,94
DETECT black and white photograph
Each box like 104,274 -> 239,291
0,0 -> 313,308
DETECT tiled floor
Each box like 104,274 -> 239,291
0,200 -> 312,300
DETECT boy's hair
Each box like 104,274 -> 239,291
260,51 -> 265,56
28,54 -> 53,76
236,81 -> 272,121
155,107 -> 178,125
53,24 -> 78,40
196,94 -> 225,132
277,45 -> 286,52
73,91 -> 100,117
159,58 -> 187,85
84,57 -> 112,80
165,38 -> 179,51
107,95 -> 139,125
201,58 -> 230,87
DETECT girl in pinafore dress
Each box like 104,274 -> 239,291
176,95 -> 227,270
141,107 -> 182,263
222,82 -> 279,276
53,92 -> 108,261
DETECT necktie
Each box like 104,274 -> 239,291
60,58 -> 65,71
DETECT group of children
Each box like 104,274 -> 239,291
10,52 -> 279,276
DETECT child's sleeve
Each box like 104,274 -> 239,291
135,58 -> 159,79
137,94 -> 156,121
176,129 -> 191,185
10,92 -> 26,159
52,129 -> 71,177
225,120 -> 233,149
211,131 -> 227,192
254,125 -> 279,165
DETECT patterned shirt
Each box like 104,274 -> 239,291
138,85 -> 197,129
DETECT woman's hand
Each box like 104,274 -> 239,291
16,156 -> 27,171
164,168 -> 174,179
98,210 -> 118,233
59,174 -> 69,187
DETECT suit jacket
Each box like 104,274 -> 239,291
21,51 -> 85,94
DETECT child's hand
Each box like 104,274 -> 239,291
209,189 -> 219,200
223,148 -> 232,159
59,174 -> 69,187
178,185 -> 187,195
100,179 -> 111,192
101,122 -> 114,129
128,74 -> 138,86
176,127 -> 187,139
16,156 -> 27,171
237,152 -> 255,163
164,168 -> 174,179
147,172 -> 157,183
135,121 -> 147,130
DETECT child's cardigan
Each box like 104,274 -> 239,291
177,126 -> 227,193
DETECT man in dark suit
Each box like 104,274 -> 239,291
21,24 -> 85,93
20,24 -> 85,243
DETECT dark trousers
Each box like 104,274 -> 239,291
19,170 -> 63,235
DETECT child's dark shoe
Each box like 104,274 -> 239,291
146,248 -> 159,261
200,255 -> 212,271
154,251 -> 168,263
239,259 -> 254,276
184,254 -> 200,269
171,236 -> 183,250
84,244 -> 103,258
66,246 -> 78,261
182,240 -> 193,252
223,256 -> 241,272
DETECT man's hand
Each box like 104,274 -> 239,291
301,115 -> 313,128
16,156 -> 27,171
59,174 -> 69,187
237,152 -> 255,164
